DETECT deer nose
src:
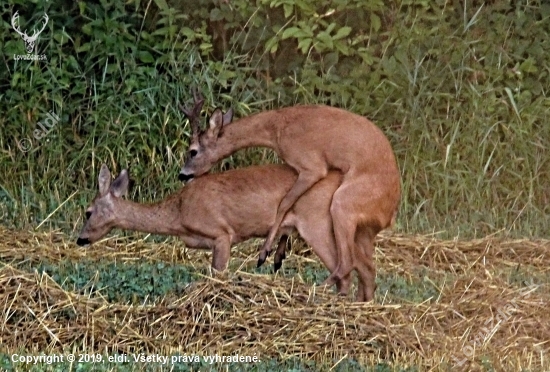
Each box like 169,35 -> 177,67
179,173 -> 194,182
76,238 -> 90,246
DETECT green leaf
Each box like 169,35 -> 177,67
359,51 -> 374,65
265,36 -> 279,54
298,37 -> 312,54
316,31 -> 334,50
334,40 -> 350,55
519,57 -> 538,74
82,24 -> 92,35
153,0 -> 169,11
78,1 -> 86,15
76,43 -> 91,53
180,27 -> 195,39
282,26 -> 301,39
295,0 -> 315,13
371,13 -> 381,32
326,23 -> 337,35
210,8 -> 224,22
138,51 -> 155,63
283,3 -> 293,18
53,32 -> 70,45
333,26 -> 352,40
11,73 -> 21,88
199,42 -> 213,52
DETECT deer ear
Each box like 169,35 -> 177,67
209,108 -> 225,138
110,169 -> 129,198
222,108 -> 233,126
98,164 -> 111,196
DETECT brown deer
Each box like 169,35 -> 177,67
76,163 -> 366,297
178,103 -> 400,301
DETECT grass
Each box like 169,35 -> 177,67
0,0 -> 548,239
10,258 -> 198,304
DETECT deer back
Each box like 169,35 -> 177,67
177,164 -> 298,238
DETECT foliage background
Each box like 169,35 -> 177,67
0,0 -> 549,237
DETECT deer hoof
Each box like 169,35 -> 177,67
257,256 -> 266,268
320,273 -> 339,287
273,261 -> 282,272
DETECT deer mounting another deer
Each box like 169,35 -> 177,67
179,102 -> 401,301
76,162 -> 368,297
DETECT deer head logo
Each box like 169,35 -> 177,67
11,11 -> 49,54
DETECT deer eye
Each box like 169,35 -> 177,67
85,211 -> 92,220
190,149 -> 198,158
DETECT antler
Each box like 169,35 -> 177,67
11,12 -> 26,38
180,89 -> 205,137
27,13 -> 49,42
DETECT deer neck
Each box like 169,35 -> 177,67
218,111 -> 278,157
113,197 -> 183,236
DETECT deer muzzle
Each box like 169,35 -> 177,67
76,237 -> 90,246
179,172 -> 194,182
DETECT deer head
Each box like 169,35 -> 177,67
178,92 -> 233,182
77,164 -> 129,245
11,11 -> 49,54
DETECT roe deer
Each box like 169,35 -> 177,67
178,104 -> 400,301
76,163 -> 367,297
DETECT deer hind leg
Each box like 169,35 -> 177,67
293,214 -> 351,296
328,174 -> 392,301
321,214 -> 356,290
353,227 -> 377,302
257,169 -> 327,268
323,174 -> 387,292
321,184 -> 358,288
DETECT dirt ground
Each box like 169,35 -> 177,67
0,225 -> 548,371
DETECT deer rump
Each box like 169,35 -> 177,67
180,164 -> 342,272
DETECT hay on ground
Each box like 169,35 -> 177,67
0,225 -> 548,370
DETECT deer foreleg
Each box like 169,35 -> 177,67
257,170 -> 325,267
211,235 -> 231,272
273,234 -> 290,272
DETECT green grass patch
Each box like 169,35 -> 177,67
504,265 -> 550,293
252,260 -> 332,286
376,268 -> 444,303
236,252 -> 444,304
0,353 -> 418,372
5,258 -> 198,304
